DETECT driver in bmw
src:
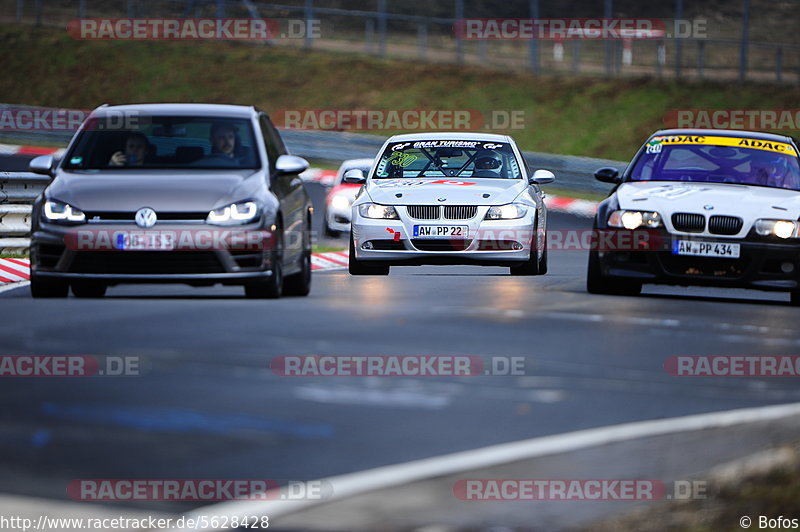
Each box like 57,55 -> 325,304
472,153 -> 502,178
749,151 -> 799,189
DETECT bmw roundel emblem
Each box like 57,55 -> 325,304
135,207 -> 158,228
703,204 -> 714,211
438,197 -> 446,202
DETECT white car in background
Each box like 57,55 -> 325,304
347,133 -> 555,275
323,158 -> 374,237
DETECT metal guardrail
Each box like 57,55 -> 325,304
280,129 -> 624,193
0,126 -> 622,253
0,172 -> 47,253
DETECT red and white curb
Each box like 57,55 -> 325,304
0,142 -> 65,157
0,255 -> 348,286
0,258 -> 30,283
545,195 -> 599,218
311,251 -> 348,271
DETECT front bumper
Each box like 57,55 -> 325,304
352,207 -> 537,266
597,228 -> 800,291
31,221 -> 277,286
325,204 -> 352,233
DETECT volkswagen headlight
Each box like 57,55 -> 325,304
358,203 -> 399,219
754,219 -> 800,239
485,204 -> 528,220
43,200 -> 85,223
207,201 -> 259,225
608,210 -> 662,230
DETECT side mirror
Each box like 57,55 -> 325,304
275,154 -> 309,175
343,168 -> 366,184
30,155 -> 55,177
529,169 -> 555,185
594,167 -> 621,184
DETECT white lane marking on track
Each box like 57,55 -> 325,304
168,401 -> 800,531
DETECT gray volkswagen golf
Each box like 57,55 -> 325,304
28,103 -> 313,299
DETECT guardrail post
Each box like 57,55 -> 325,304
79,0 -> 86,18
697,40 -> 705,79
455,0 -> 464,65
304,0 -> 314,50
739,0 -> 749,81
418,23 -> 428,60
604,0 -> 612,76
674,0 -> 683,78
378,0 -> 387,58
776,46 -> 783,82
16,0 -> 23,22
34,0 -> 41,26
365,18 -> 374,54
572,40 -> 580,73
529,0 -> 540,74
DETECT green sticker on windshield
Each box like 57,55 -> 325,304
387,151 -> 417,167
70,156 -> 83,164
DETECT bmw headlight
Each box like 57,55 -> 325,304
330,194 -> 352,210
608,210 -> 662,230
484,204 -> 528,220
754,219 -> 800,239
358,203 -> 399,219
207,201 -> 259,225
43,200 -> 85,223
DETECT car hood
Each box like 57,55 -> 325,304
365,178 -> 526,206
616,181 -> 800,232
47,169 -> 261,212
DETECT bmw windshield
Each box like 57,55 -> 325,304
629,134 -> 800,191
373,140 -> 523,179
63,115 -> 261,170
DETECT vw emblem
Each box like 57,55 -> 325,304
135,207 -> 157,228
703,204 -> 714,211
437,197 -> 446,202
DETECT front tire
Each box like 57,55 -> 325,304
283,224 -> 312,297
586,249 -> 641,296
30,276 -> 68,298
245,228 -> 284,299
348,233 -> 389,275
71,281 -> 107,298
510,232 -> 547,276
790,289 -> 800,306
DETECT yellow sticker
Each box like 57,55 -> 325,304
650,135 -> 797,156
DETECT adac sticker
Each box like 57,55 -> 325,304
649,135 -> 797,156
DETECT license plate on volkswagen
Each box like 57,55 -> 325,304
116,232 -> 175,251
672,240 -> 740,258
413,225 -> 468,238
